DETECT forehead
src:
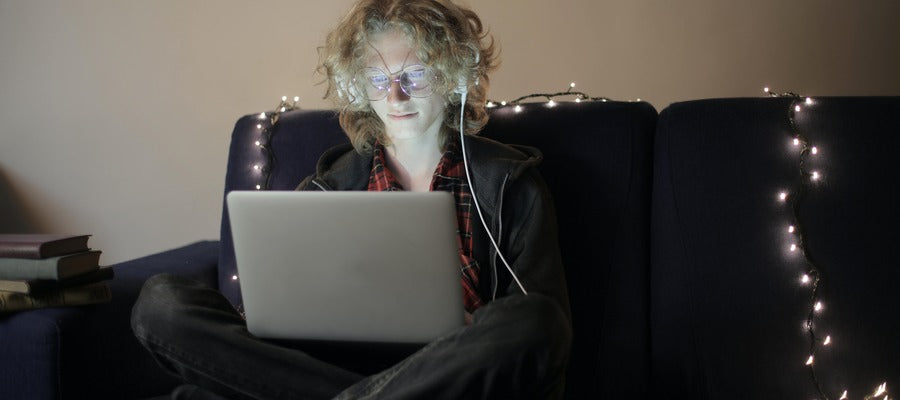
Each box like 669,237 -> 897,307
364,30 -> 424,71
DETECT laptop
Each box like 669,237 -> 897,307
226,191 -> 464,343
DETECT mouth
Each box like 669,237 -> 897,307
388,112 -> 417,120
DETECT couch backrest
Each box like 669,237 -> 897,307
651,97 -> 900,399
219,100 -> 657,398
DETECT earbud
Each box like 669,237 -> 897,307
453,51 -> 481,95
455,76 -> 468,95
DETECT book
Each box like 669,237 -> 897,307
0,250 -> 101,281
0,234 -> 91,259
0,266 -> 114,294
0,282 -> 111,313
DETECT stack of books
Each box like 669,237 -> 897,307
0,234 -> 113,313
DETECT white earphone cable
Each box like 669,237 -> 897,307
458,90 -> 528,296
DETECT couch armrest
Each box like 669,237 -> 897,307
0,240 -> 219,400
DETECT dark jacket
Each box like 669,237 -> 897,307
295,135 -> 571,321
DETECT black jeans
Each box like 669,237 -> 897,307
131,273 -> 571,400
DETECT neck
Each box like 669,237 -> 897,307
384,133 -> 443,192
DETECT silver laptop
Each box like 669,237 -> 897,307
226,191 -> 464,343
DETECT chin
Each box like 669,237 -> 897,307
386,130 -> 423,141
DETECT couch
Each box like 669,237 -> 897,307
0,96 -> 896,399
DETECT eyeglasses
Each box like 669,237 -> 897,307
354,64 -> 438,101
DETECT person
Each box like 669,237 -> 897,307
131,1 -> 571,399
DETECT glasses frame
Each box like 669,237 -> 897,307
353,64 -> 440,101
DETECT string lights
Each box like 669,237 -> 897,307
766,87 -> 888,400
252,96 -> 301,192
486,82 -> 618,111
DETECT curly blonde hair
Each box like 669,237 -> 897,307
319,0 -> 498,154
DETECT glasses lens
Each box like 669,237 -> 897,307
399,65 -> 434,98
359,67 -> 390,101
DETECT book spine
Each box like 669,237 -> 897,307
0,266 -> 114,294
0,283 -> 111,312
0,257 -> 63,280
0,251 -> 100,280
0,244 -> 41,259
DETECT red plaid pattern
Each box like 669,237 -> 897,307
368,141 -> 483,312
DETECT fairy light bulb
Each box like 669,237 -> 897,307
788,225 -> 795,233
254,164 -> 261,170
256,124 -> 262,129
795,105 -> 802,112
814,301 -> 824,312
779,192 -> 788,201
486,101 -> 496,108
801,274 -> 810,284
259,112 -> 266,119
569,82 -> 576,89
805,97 -> 813,105
255,141 -> 261,147
255,184 -> 261,190
811,171 -> 820,181
811,146 -> 818,155
875,383 -> 887,397
293,96 -> 300,102
806,355 -> 815,365
514,105 -> 522,113
547,99 -> 556,107
500,101 -> 507,106
575,97 -> 582,103
840,390 -> 848,399
232,275 -> 238,280
790,244 -> 798,252
764,87 -> 771,94
823,335 -> 831,345
793,138 -> 801,146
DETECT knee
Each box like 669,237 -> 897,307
482,294 -> 572,370
514,294 -> 572,362
130,273 -> 200,342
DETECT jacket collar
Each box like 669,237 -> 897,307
310,135 -> 543,210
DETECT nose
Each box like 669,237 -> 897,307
386,79 -> 409,105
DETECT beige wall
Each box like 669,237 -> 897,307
1,0 -> 898,265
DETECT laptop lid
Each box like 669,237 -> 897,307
226,191 -> 464,343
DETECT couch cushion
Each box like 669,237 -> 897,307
483,101 -> 656,398
651,97 -> 900,398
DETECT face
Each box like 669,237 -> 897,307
363,30 -> 446,143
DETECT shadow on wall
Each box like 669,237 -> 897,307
0,167 -> 45,233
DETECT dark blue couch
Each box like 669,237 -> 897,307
1,97 -> 896,399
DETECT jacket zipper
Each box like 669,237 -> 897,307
311,178 -> 331,191
491,173 -> 511,301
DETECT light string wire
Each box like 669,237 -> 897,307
766,87 -> 888,400
253,96 -> 301,191
486,82 -> 621,112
